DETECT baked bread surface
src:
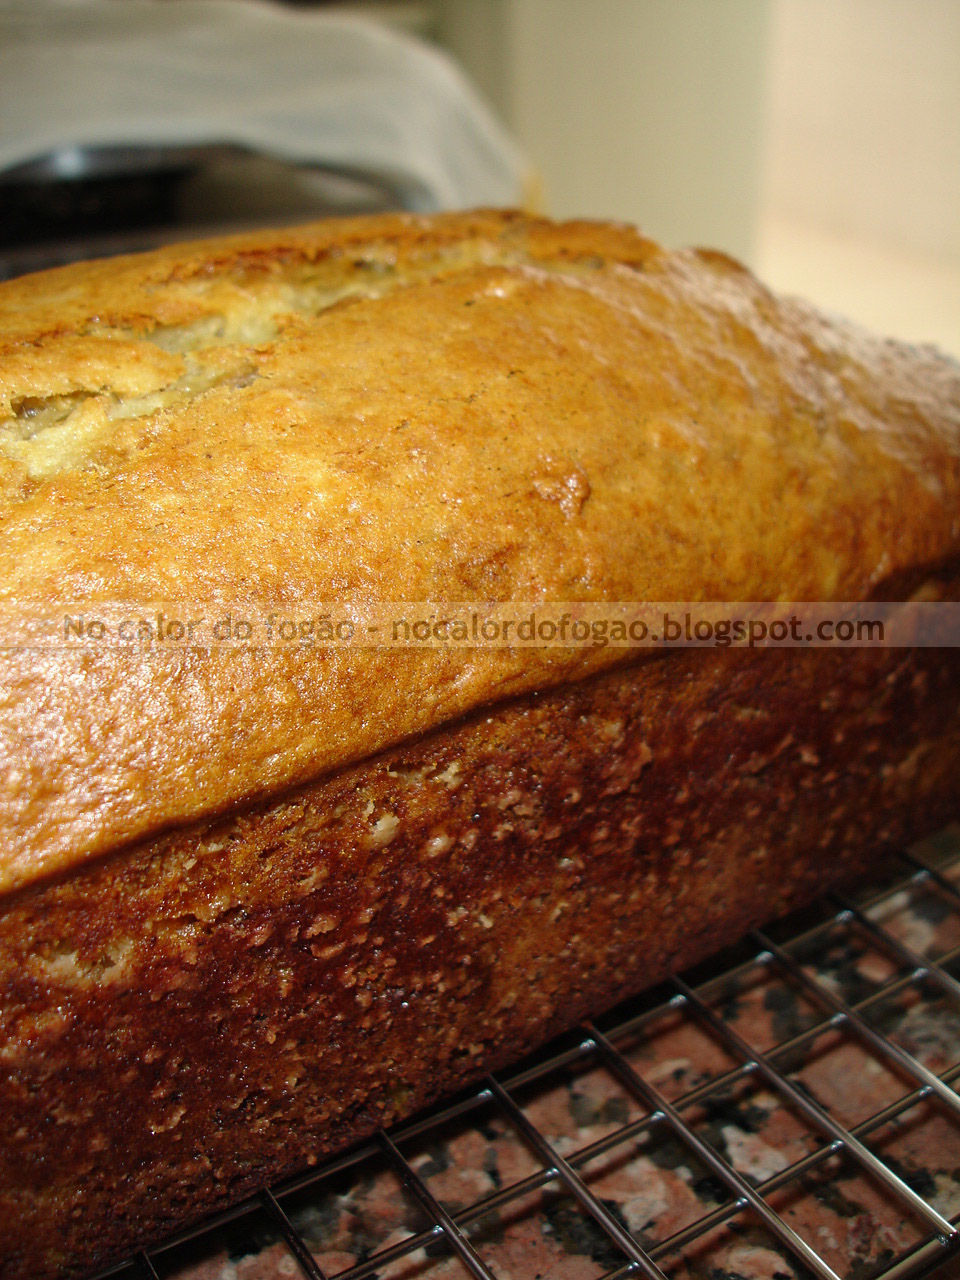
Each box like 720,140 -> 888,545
2,211 -> 960,1278
1,209 -> 959,893
2,644 -> 959,1280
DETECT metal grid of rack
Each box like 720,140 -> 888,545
95,827 -> 960,1280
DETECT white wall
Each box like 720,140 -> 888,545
756,0 -> 960,354
439,0 -> 960,354
761,0 -> 960,263
439,0 -> 770,263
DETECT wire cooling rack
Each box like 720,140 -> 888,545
95,826 -> 960,1280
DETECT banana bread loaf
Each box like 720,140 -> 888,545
0,209 -> 958,1278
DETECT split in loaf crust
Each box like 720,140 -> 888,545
0,209 -> 958,893
0,211 -> 958,1276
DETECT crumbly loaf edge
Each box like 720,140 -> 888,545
1,641 -> 959,1279
1,208 -> 959,893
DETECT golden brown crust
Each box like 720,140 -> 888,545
2,212 -> 960,1278
1,210 -> 959,892
2,643 -> 959,1279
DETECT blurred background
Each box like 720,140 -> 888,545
432,0 -> 960,356
1,0 -> 957,355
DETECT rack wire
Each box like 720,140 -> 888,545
94,827 -> 960,1280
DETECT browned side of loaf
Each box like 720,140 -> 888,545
2,643 -> 958,1279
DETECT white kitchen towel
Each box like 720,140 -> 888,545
0,0 -> 526,210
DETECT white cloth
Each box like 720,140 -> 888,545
0,0 -> 526,210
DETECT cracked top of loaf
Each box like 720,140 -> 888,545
0,209 -> 958,893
